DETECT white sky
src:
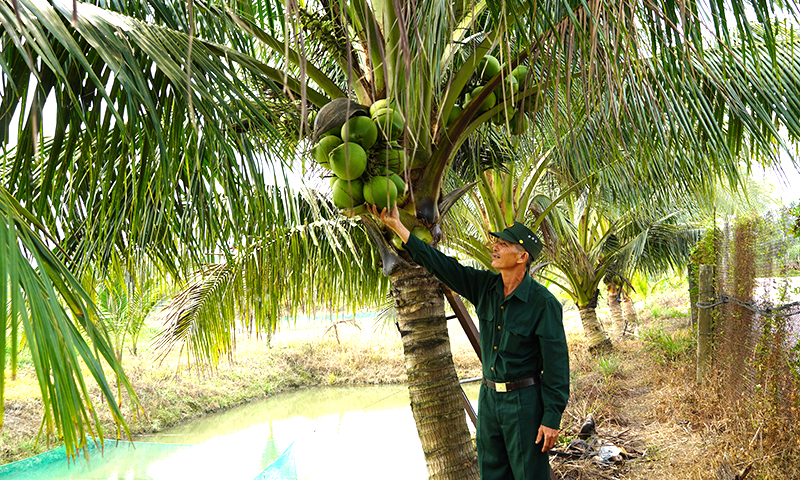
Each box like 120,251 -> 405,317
751,153 -> 800,205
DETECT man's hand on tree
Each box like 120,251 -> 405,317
365,204 -> 410,243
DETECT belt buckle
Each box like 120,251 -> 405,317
495,382 -> 507,393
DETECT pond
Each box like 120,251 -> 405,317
2,383 -> 479,480
135,383 -> 480,480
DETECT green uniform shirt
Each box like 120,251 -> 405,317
404,233 -> 570,429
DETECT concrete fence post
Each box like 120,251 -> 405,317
696,264 -> 714,384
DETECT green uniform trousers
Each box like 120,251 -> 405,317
477,382 -> 550,480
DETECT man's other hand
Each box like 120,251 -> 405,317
536,425 -> 558,452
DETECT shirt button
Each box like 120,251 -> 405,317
500,306 -> 504,310
497,326 -> 502,330
491,367 -> 494,371
493,346 -> 498,350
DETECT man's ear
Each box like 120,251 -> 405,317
518,251 -> 529,265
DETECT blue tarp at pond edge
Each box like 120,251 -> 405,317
0,440 -> 295,480
255,442 -> 295,480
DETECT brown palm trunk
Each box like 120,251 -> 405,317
391,262 -> 479,480
578,305 -> 613,354
620,290 -> 637,331
606,284 -> 624,339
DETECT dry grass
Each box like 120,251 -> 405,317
554,289 -> 800,480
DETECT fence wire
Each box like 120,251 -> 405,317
697,295 -> 800,318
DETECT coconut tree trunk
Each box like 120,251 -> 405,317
605,284 -> 624,339
577,305 -> 613,354
390,262 -> 479,480
620,290 -> 638,332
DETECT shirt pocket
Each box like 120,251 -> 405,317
476,302 -> 495,324
500,315 -> 534,354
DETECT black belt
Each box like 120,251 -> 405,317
484,376 -> 539,393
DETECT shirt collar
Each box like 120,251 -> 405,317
495,274 -> 533,301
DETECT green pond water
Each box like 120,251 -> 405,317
6,383 -> 480,480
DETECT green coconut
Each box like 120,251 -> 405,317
511,65 -> 529,84
491,107 -> 516,126
509,113 -> 529,135
363,175 -> 398,211
331,177 -> 365,210
502,75 -> 519,98
311,136 -> 343,169
313,98 -> 370,142
320,126 -> 341,138
388,172 -> 406,198
447,105 -> 462,126
341,116 -> 378,150
373,108 -> 404,141
329,142 -> 368,180
478,55 -> 502,81
370,99 -> 389,117
470,86 -> 496,114
376,147 -> 406,174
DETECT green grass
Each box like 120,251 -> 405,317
649,304 -> 690,321
638,326 -> 695,364
596,355 -> 621,381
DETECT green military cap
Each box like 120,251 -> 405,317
490,221 -> 543,259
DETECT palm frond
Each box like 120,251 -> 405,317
153,187 -> 389,366
0,187 -> 137,459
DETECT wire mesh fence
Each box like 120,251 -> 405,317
706,213 -> 800,465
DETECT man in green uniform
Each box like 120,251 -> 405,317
368,205 -> 570,480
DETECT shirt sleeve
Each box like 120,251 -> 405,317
536,294 -> 570,429
403,233 -> 492,305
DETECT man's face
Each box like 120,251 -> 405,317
491,238 -> 527,270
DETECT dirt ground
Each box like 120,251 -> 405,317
553,290 -> 799,480
2,288 -> 797,478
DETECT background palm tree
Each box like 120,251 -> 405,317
444,132 -> 703,354
544,193 -> 702,352
4,0 -> 800,477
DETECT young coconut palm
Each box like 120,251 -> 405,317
4,0 -> 800,476
543,193 -> 702,353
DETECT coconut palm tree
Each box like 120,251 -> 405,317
4,1 -> 800,477
544,192 -> 703,352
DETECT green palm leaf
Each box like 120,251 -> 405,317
153,188 -> 390,366
1,187 -> 138,459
